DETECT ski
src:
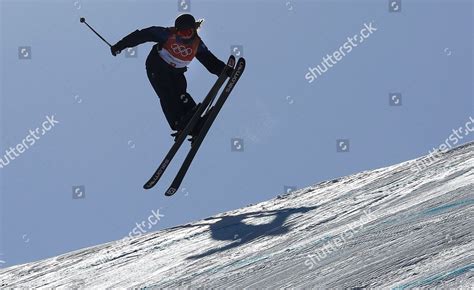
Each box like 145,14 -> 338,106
165,57 -> 246,196
143,55 -> 236,190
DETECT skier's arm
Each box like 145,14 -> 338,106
111,26 -> 169,55
195,41 -> 227,76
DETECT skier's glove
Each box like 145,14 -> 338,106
110,44 -> 122,56
226,67 -> 234,78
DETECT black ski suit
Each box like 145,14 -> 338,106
112,26 -> 226,131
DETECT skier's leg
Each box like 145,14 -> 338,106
173,73 -> 197,127
146,69 -> 187,131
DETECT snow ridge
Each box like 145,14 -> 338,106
1,142 -> 473,288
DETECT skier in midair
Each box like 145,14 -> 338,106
110,14 -> 231,139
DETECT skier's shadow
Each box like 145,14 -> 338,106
186,205 -> 317,260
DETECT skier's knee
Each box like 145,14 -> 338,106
179,93 -> 191,104
178,93 -> 197,107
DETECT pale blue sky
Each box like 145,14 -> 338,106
1,0 -> 472,267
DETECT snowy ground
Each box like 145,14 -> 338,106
0,142 -> 473,288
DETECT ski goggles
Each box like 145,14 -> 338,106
176,28 -> 195,39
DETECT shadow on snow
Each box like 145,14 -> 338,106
185,205 -> 318,260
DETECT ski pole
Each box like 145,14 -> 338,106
79,17 -> 113,48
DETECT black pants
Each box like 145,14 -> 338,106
146,49 -> 196,131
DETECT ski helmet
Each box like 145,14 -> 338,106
175,14 -> 196,30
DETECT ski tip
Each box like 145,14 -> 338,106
227,55 -> 236,67
165,187 -> 178,196
143,183 -> 153,190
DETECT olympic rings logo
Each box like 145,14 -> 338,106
171,43 -> 193,57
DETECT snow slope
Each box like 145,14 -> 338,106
1,142 -> 473,288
